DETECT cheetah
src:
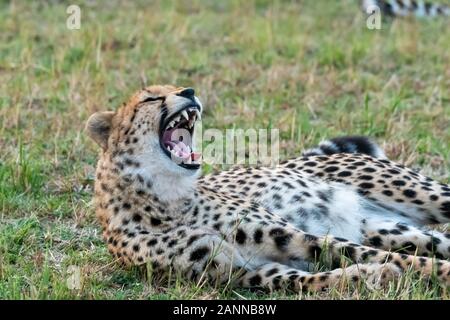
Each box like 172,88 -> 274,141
86,85 -> 450,292
362,0 -> 450,17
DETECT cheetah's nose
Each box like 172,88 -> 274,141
178,88 -> 195,100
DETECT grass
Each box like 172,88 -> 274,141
0,0 -> 449,299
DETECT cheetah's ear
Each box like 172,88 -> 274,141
85,111 -> 115,150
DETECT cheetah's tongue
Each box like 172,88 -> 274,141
163,129 -> 201,162
167,141 -> 191,160
191,152 -> 201,161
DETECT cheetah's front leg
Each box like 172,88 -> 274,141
105,225 -> 255,284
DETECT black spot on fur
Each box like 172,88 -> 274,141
403,189 -> 417,198
249,274 -> 262,286
337,171 -> 352,177
150,217 -> 162,226
289,274 -> 298,282
396,223 -> 409,231
342,246 -> 356,260
135,189 -> 145,196
304,234 -> 318,242
254,229 -> 263,244
266,268 -> 279,277
273,234 -> 292,250
402,241 -> 417,253
317,191 -> 331,202
309,245 -> 322,260
272,275 -> 282,288
319,274 -> 329,282
269,228 -> 285,237
441,202 -> 450,217
236,228 -> 247,245
392,180 -> 406,186
168,239 -> 177,248
122,202 -> 131,210
189,246 -> 210,261
429,195 -> 438,201
418,257 -> 427,267
187,235 -> 199,246
257,182 -> 267,188
369,236 -> 382,247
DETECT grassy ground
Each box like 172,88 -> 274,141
0,0 -> 449,299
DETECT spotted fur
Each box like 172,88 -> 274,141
302,136 -> 387,159
362,0 -> 450,17
86,85 -> 450,292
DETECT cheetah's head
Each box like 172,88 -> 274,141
86,85 -> 203,178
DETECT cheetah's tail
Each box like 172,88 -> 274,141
302,136 -> 387,159
362,0 -> 450,18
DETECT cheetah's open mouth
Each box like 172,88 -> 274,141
159,105 -> 201,170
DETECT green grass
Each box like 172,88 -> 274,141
0,0 -> 449,299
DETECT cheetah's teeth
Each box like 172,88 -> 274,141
181,110 -> 189,121
195,110 -> 201,121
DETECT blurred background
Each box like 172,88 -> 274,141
0,0 -> 449,299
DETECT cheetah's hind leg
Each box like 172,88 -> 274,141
238,262 -> 401,292
361,218 -> 450,260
